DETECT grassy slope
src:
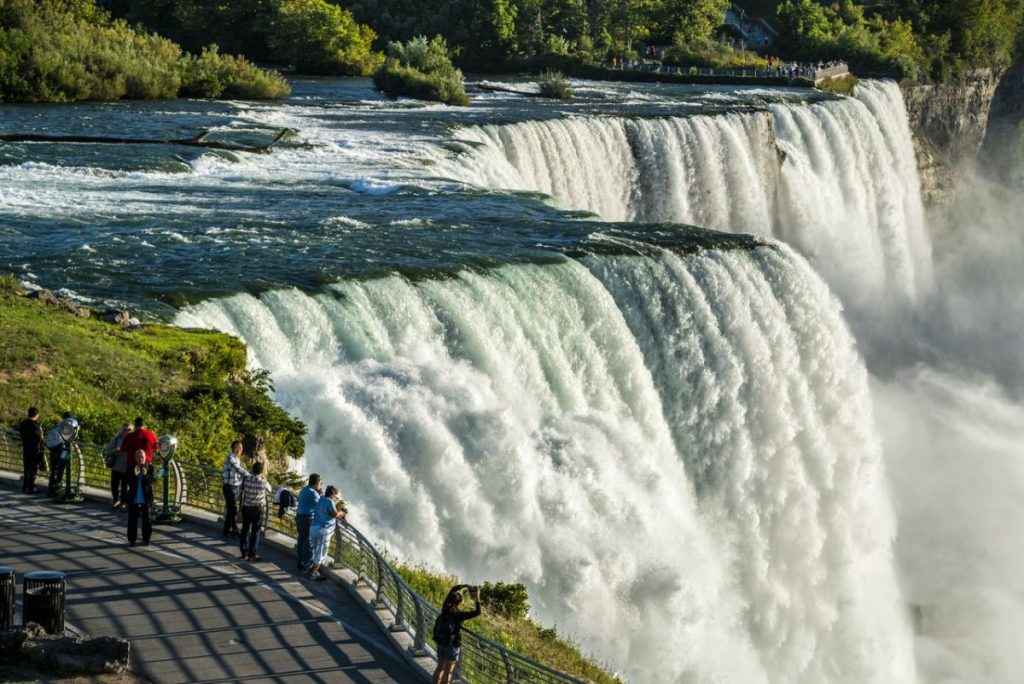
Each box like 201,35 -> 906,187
395,563 -> 620,684
0,279 -> 302,471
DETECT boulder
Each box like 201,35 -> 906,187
100,308 -> 133,326
0,624 -> 130,675
26,289 -> 57,304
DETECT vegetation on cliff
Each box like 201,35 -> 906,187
0,0 -> 289,103
0,275 -> 305,472
102,0 -> 381,76
373,35 -> 469,105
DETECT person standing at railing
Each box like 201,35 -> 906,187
105,423 -> 132,510
431,585 -> 482,684
221,440 -> 249,538
239,461 -> 273,562
308,485 -> 345,581
126,449 -> 154,547
18,406 -> 44,494
45,411 -> 72,496
295,473 -> 322,572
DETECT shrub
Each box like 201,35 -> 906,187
373,35 -> 469,106
0,0 -> 288,103
181,45 -> 291,100
270,0 -> 382,75
537,70 -> 573,99
481,581 -> 530,620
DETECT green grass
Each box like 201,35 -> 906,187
0,282 -> 304,475
393,561 -> 621,684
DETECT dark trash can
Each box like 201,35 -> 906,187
23,570 -> 66,634
0,566 -> 13,629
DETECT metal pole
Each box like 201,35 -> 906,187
55,419 -> 82,504
154,436 -> 181,524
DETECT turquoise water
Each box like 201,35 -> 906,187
0,77 -> 821,311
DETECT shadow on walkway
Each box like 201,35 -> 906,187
0,487 -> 418,684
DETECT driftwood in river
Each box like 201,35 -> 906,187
0,128 -> 294,154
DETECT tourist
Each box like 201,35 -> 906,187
105,423 -> 132,509
308,485 -> 344,581
221,440 -> 248,537
431,585 -> 482,684
295,474 -> 322,571
239,461 -> 272,562
126,449 -> 154,547
18,406 -> 44,494
274,485 -> 296,518
45,411 -> 72,496
119,416 -> 157,465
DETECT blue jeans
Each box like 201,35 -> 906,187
295,514 -> 313,568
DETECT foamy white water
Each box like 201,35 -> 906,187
448,81 -> 932,311
177,245 -> 914,683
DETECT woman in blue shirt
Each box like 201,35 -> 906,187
308,485 -> 344,581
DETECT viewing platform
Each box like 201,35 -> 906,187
601,61 -> 851,88
0,485 -> 419,683
0,431 -> 583,684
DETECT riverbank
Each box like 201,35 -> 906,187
0,275 -> 304,472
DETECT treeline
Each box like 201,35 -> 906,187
100,0 -> 735,70
774,0 -> 1024,81
0,0 -> 289,103
101,0 -> 381,75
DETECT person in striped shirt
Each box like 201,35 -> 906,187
239,461 -> 273,561
221,440 -> 248,538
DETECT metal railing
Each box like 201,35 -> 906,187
0,430 -> 583,684
611,60 -> 849,82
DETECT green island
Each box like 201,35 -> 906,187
3,0 -> 1023,104
0,274 -> 618,682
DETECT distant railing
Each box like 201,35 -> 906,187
611,60 -> 849,83
0,430 -> 582,684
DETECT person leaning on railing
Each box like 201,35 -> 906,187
308,485 -> 345,581
295,473 -> 322,572
105,422 -> 132,510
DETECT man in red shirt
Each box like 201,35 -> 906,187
119,416 -> 158,468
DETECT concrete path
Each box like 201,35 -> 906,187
0,486 -> 419,684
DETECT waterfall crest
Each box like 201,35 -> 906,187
177,244 -> 914,683
449,81 -> 931,310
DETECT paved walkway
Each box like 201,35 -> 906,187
0,486 -> 419,684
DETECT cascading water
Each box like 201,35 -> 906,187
176,243 -> 915,683
449,81 -> 932,312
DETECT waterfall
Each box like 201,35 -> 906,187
176,244 -> 915,683
448,81 -> 932,311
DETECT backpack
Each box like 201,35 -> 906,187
45,425 -> 63,449
432,613 -> 456,646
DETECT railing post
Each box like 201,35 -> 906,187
390,572 -> 406,632
373,554 -> 385,607
412,598 -> 427,655
501,650 -> 515,684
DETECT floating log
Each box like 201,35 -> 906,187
475,84 -> 547,99
0,128 -> 295,154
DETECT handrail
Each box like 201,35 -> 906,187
611,60 -> 849,83
0,430 -> 584,684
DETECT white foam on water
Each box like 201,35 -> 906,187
176,246 -> 915,684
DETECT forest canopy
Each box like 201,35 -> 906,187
0,0 -> 289,102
